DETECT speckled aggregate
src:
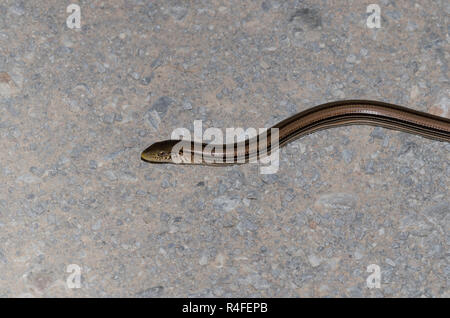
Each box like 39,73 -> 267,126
0,0 -> 448,297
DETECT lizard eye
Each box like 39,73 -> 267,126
158,151 -> 165,156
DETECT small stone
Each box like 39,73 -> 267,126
260,60 -> 270,69
364,160 -> 376,174
161,177 -> 172,189
214,253 -> 226,268
246,274 -> 270,290
199,255 -> 208,266
170,6 -> 188,20
0,248 -> 7,264
261,1 -> 272,11
346,54 -> 357,63
236,218 -> 258,234
145,110 -> 161,130
104,170 -> 117,181
130,72 -> 140,80
95,62 -> 106,73
370,127 -> 386,140
399,214 -> 433,237
282,188 -> 296,207
428,95 -> 449,118
67,99 -> 81,112
102,113 -> 115,124
92,220 -> 102,231
422,202 -> 449,223
31,202 -> 47,216
332,89 -> 345,99
354,250 -> 364,260
140,74 -> 153,85
347,287 -> 363,297
29,167 -> 44,177
386,258 -> 396,267
9,4 -> 25,16
182,100 -> 193,110
406,21 -> 418,32
213,195 -> 239,212
260,173 -> 278,184
151,96 -> 172,118
16,174 -> 41,184
315,193 -> 357,212
410,85 -> 420,100
289,8 -> 322,29
136,286 -> 164,298
308,254 -> 322,267
0,72 -> 19,97
342,149 -> 353,164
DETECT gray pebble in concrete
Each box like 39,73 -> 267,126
0,0 -> 447,298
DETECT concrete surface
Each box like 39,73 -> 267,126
0,0 -> 448,297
